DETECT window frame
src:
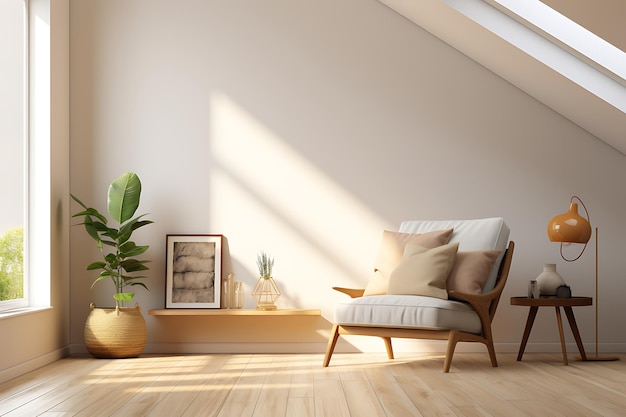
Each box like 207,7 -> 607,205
0,0 -> 29,312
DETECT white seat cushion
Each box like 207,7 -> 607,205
399,218 -> 510,292
335,295 -> 482,334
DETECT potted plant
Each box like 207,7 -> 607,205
251,251 -> 281,310
71,172 -> 153,358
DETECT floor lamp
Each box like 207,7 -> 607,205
547,195 -> 618,361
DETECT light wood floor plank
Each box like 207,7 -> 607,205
404,357 -> 477,408
450,405 -> 493,417
1,353 -> 626,417
214,355 -> 269,417
342,380 -> 387,417
396,376 -> 458,417
451,375 -> 530,417
313,380 -> 350,417
365,366 -> 424,417
287,354 -> 315,399
180,355 -> 249,417
286,397 -> 314,417
1,358 -> 118,416
251,357 -> 290,417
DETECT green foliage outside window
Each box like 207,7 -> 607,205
0,228 -> 24,301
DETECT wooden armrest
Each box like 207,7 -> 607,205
448,289 -> 500,331
332,287 -> 365,298
448,290 -> 494,305
448,290 -> 496,314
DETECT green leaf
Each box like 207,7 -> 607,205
108,172 -> 141,224
104,253 -> 118,264
70,193 -> 88,210
120,258 -> 150,273
113,292 -> 135,302
86,261 -> 106,270
72,207 -> 108,225
102,228 -> 120,240
119,241 -> 149,258
81,216 -> 102,243
121,274 -> 146,282
90,274 -> 111,288
130,282 -> 149,291
118,216 -> 153,244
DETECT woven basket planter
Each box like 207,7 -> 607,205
84,304 -> 147,358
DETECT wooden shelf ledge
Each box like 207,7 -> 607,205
148,308 -> 321,316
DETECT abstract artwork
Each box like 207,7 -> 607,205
165,234 -> 222,308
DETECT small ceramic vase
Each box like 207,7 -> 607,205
536,263 -> 565,296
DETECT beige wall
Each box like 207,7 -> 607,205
0,0 -> 70,382
66,0 -> 626,356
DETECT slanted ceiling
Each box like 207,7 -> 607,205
379,0 -> 626,155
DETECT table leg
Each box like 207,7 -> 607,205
517,306 -> 539,361
555,306 -> 568,365
563,306 -> 587,361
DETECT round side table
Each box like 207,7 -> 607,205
510,296 -> 592,365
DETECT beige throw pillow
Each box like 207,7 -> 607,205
363,228 -> 454,296
447,250 -> 501,295
387,242 -> 459,300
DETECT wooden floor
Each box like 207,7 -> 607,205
1,352 -> 626,417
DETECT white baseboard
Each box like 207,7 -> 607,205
67,340 -> 626,357
69,343 -> 88,355
0,346 -> 71,384
143,342 -> 330,354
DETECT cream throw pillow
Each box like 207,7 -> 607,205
387,242 -> 459,299
364,228 -> 454,296
447,250 -> 501,294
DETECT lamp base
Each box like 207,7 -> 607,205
575,354 -> 619,362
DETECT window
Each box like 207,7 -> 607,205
0,0 -> 27,310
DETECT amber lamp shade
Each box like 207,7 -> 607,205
547,203 -> 592,244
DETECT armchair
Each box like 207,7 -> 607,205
323,218 -> 514,372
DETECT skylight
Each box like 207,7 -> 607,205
446,0 -> 626,112
489,0 -> 626,83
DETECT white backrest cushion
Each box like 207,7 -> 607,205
398,218 -> 510,292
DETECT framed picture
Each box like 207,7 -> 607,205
165,234 -> 222,308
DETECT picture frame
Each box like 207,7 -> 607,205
165,234 -> 223,309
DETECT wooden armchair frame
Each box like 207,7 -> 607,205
323,241 -> 514,372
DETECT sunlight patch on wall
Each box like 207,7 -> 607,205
208,93 -> 388,304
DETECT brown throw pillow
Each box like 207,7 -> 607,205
447,250 -> 501,294
363,228 -> 453,296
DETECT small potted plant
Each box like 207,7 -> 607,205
71,172 -> 153,358
251,251 -> 281,310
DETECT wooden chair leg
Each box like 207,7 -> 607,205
323,324 -> 340,367
483,326 -> 498,367
382,337 -> 394,359
444,330 -> 461,373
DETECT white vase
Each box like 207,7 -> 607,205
536,263 -> 565,296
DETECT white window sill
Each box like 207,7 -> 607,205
0,306 -> 53,320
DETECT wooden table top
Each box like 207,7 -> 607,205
510,296 -> 592,307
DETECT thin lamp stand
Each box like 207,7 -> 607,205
578,227 -> 618,361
